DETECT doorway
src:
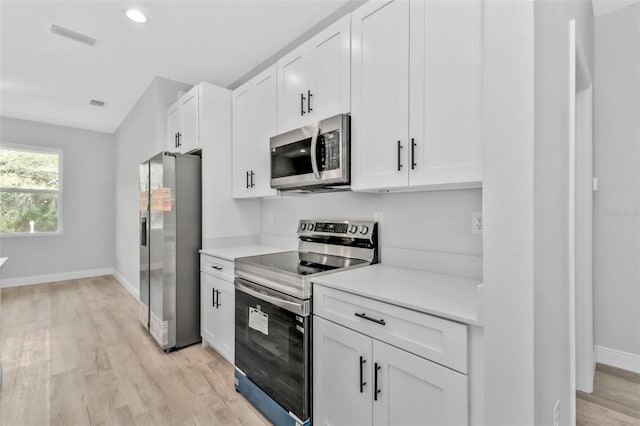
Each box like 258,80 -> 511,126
568,17 -> 595,426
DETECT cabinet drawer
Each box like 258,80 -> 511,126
200,255 -> 234,281
313,285 -> 468,373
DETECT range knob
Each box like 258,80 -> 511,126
349,225 -> 358,234
359,225 -> 369,235
300,223 -> 307,231
307,223 -> 314,231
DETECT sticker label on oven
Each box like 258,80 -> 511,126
249,307 -> 269,335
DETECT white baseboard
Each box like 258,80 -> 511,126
111,270 -> 140,300
596,345 -> 640,374
0,268 -> 114,289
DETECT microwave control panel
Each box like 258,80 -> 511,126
318,130 -> 341,171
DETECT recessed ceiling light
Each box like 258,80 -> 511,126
126,9 -> 147,23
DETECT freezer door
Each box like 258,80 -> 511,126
139,161 -> 150,330
148,153 -> 177,350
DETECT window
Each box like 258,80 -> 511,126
0,144 -> 62,235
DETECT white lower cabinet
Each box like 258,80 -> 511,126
314,300 -> 469,425
200,255 -> 235,363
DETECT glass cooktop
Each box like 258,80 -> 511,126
237,250 -> 369,277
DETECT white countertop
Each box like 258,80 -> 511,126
312,264 -> 483,326
199,246 -> 288,262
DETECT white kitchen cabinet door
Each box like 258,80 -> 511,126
178,85 -> 200,153
307,14 -> 351,122
217,279 -> 235,363
200,272 -> 235,363
351,0 -> 410,191
313,317 -> 373,426
232,65 -> 278,199
372,339 -> 469,426
277,44 -> 309,133
166,100 -> 180,151
201,272 -> 222,349
408,0 -> 482,187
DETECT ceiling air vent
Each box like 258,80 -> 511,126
90,99 -> 105,108
50,24 -> 98,46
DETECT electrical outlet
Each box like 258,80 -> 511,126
471,211 -> 483,235
373,212 -> 384,229
553,400 -> 560,426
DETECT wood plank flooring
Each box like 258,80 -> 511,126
3,275 -> 639,426
0,276 -> 270,426
577,364 -> 640,426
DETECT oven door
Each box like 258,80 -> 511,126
234,278 -> 311,421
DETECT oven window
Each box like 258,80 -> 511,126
271,138 -> 313,179
235,288 -> 309,420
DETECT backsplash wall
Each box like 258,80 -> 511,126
260,189 -> 482,259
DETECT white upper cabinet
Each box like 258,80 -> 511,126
232,65 -> 278,199
351,0 -> 410,190
408,0 -> 483,187
166,85 -> 200,154
277,15 -> 351,133
351,0 -> 483,191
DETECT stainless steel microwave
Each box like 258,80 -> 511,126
270,114 -> 350,191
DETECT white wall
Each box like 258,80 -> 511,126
261,190 -> 482,257
533,1 -> 594,424
113,77 -> 192,295
0,116 -> 115,283
594,4 -> 640,360
482,1 -> 535,423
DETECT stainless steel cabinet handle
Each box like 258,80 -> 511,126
301,93 -> 306,115
212,288 -> 215,307
397,140 -> 403,171
246,171 -> 249,189
177,132 -> 181,147
250,170 -> 255,188
215,290 -> 221,309
355,312 -> 386,326
359,356 -> 367,393
307,89 -> 313,112
211,265 -> 223,271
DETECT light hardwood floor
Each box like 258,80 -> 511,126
0,276 -> 270,426
577,364 -> 640,426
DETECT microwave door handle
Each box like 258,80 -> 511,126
310,124 -> 321,179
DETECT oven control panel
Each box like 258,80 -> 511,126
297,219 -> 376,239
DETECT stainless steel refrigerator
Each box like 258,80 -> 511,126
139,152 -> 201,351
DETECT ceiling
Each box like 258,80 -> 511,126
0,0 -> 351,133
593,0 -> 639,16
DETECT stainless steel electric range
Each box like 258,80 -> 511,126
234,219 -> 378,426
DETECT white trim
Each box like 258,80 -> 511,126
111,269 -> 140,300
567,20 -> 577,426
0,268 -> 112,288
596,345 -> 640,374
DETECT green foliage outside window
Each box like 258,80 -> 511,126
0,147 -> 60,234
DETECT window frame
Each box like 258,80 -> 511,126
0,142 -> 64,237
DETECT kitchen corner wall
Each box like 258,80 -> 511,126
0,116 -> 115,284
594,5 -> 640,363
261,189 -> 482,258
113,77 -> 192,296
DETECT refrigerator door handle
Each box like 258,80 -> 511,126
141,217 -> 147,247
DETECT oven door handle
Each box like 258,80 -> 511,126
310,123 -> 321,180
235,280 -> 310,316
